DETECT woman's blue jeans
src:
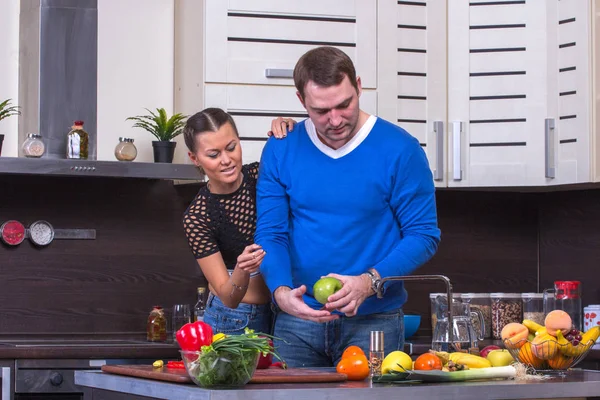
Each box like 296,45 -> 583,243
203,293 -> 273,335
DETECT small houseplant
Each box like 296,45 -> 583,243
126,108 -> 187,163
0,99 -> 21,156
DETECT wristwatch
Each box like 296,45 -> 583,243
364,269 -> 382,296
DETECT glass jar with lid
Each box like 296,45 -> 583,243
462,293 -> 492,339
22,133 -> 45,158
114,137 -> 137,161
522,293 -> 545,326
490,293 -> 523,339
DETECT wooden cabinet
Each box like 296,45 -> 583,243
378,0 -> 594,187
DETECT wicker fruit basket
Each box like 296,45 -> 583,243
503,338 -> 594,372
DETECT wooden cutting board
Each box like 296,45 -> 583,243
101,364 -> 347,384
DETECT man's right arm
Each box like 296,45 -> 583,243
254,138 -> 294,296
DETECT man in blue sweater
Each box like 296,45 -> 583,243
255,46 -> 441,367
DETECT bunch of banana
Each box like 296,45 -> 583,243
448,352 -> 492,369
522,319 -> 544,334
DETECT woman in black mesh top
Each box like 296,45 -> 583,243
182,108 -> 292,335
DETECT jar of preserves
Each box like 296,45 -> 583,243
490,293 -> 523,340
462,293 -> 492,339
521,292 -> 545,326
147,306 -> 167,342
114,137 -> 137,161
22,133 -> 45,158
67,120 -> 89,159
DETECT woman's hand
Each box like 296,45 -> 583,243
235,244 -> 266,274
268,117 -> 296,139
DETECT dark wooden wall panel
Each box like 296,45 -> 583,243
403,191 -> 539,335
0,175 -> 204,336
539,189 -> 600,309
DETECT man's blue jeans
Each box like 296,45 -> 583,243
272,306 -> 404,367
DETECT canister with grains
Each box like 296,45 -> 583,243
490,293 -> 523,340
521,293 -> 545,326
462,293 -> 492,339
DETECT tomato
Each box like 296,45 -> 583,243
341,345 -> 366,360
413,353 -> 443,371
336,354 -> 370,381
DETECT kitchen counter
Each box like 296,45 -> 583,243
75,369 -> 600,400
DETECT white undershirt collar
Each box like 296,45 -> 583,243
305,115 -> 377,159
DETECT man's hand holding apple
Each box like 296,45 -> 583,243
274,285 -> 339,323
321,273 -> 372,317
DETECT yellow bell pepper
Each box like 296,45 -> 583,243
212,333 -> 226,343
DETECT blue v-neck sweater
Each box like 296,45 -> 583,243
255,118 -> 441,315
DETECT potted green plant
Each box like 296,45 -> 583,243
0,99 -> 21,156
126,108 -> 187,163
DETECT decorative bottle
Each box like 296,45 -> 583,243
66,120 -> 89,159
147,306 -> 167,342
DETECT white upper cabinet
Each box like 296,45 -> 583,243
377,0 -> 447,187
204,0 -> 377,88
545,0 -> 591,185
447,0 -> 549,187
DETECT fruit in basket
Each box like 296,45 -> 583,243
544,310 -> 572,337
531,332 -> 559,360
522,319 -> 544,334
313,277 -> 343,304
486,349 -> 514,367
479,345 -> 501,358
582,326 -> 600,344
547,352 -> 574,370
381,351 -> 413,373
501,322 -> 529,349
448,353 -> 492,369
518,341 -> 545,369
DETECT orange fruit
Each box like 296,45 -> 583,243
341,345 -> 365,360
413,353 -> 443,371
336,354 -> 370,381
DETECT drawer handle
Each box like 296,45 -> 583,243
545,118 -> 556,179
265,69 -> 294,79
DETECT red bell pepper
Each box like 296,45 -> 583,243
166,361 -> 185,369
175,321 -> 214,351
256,337 -> 273,369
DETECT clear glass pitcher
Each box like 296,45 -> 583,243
543,281 -> 582,331
432,298 -> 485,352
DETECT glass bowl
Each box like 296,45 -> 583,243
503,338 -> 594,373
180,349 -> 259,388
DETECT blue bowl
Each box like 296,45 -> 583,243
403,314 -> 421,339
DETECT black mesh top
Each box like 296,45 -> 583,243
183,163 -> 260,275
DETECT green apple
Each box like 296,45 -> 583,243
313,277 -> 343,304
486,349 -> 514,367
528,333 -> 535,341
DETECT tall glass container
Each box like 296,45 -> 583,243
521,293 -> 545,326
490,293 -> 522,340
462,293 -> 491,339
66,120 -> 89,159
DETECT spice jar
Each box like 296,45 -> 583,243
147,306 -> 167,342
114,137 -> 137,161
490,293 -> 523,340
462,293 -> 492,339
522,293 -> 545,326
22,133 -> 45,158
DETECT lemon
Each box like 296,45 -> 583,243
381,351 -> 413,374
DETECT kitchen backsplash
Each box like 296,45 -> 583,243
0,174 -> 598,336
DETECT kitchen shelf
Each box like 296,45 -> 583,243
0,157 -> 204,181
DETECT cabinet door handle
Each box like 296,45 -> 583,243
545,118 -> 556,179
265,69 -> 293,79
433,121 -> 444,181
452,121 -> 463,181
2,367 -> 11,400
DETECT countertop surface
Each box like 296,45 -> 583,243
0,335 -> 598,361
75,368 -> 600,400
0,336 -> 181,360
